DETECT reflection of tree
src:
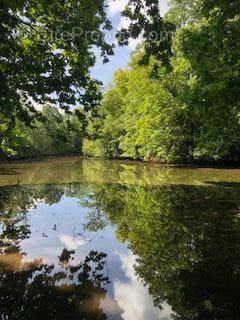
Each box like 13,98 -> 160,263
86,183 -> 240,319
0,184 -> 65,214
0,214 -> 109,320
0,184 -> 67,251
0,186 -> 109,320
0,248 -> 109,319
2,177 -> 240,319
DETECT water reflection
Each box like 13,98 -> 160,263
114,252 -> 173,320
1,249 -> 109,319
0,157 -> 240,319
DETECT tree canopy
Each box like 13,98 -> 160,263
84,0 -> 240,163
1,0 -> 240,163
0,0 -> 113,155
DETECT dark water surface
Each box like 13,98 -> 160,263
1,157 -> 240,320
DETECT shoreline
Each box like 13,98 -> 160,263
0,154 -> 240,169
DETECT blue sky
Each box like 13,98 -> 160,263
91,0 -> 170,89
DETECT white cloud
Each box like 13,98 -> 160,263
108,0 -> 170,50
59,234 -> 86,250
159,0 -> 170,16
108,0 -> 169,17
117,16 -> 143,50
114,252 -> 172,320
108,0 -> 128,17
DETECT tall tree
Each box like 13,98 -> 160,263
0,0 -> 114,154
116,0 -> 240,162
172,0 -> 240,159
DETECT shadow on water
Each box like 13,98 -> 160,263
205,181 -> 240,189
1,157 -> 240,319
0,168 -> 22,175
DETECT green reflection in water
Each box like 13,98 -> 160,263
90,183 -> 240,319
1,157 -> 240,319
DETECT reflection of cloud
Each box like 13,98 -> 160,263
101,294 -> 122,316
114,252 -> 172,320
59,235 -> 85,250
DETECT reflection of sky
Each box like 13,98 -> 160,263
18,194 -> 172,319
114,252 -> 172,320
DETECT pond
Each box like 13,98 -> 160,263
1,156 -> 240,319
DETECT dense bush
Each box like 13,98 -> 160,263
82,139 -> 105,158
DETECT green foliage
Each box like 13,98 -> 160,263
82,139 -> 105,158
85,0 -> 240,163
165,0 -> 202,27
83,54 -> 195,163
11,105 -> 84,159
172,0 -> 240,160
1,0 -> 240,163
0,0 -> 113,155
0,115 -> 21,157
117,0 -> 175,71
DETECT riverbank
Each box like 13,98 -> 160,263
1,154 -> 240,170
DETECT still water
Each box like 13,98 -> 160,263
1,157 -> 240,320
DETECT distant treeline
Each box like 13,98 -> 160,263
0,105 -> 84,160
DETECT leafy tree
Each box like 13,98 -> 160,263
84,53 -> 193,163
171,0 -> 240,160
118,0 -> 175,72
11,105 -> 85,159
85,0 -> 240,163
84,69 -> 128,158
0,0 -> 114,154
165,0 -> 202,27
